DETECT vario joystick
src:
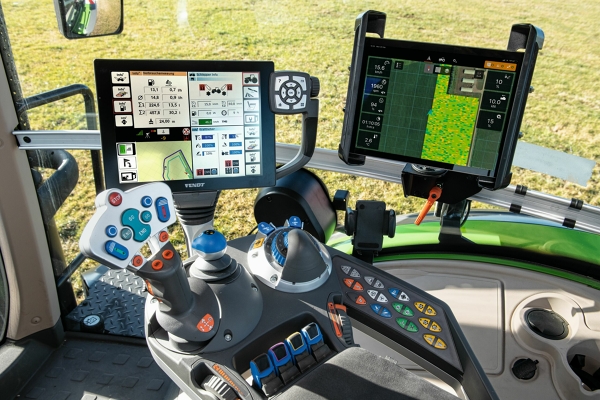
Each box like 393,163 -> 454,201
190,229 -> 240,281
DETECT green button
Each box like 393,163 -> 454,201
402,306 -> 414,317
406,322 -> 419,333
141,210 -> 152,222
393,302 -> 404,313
396,318 -> 408,329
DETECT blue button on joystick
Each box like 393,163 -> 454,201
191,230 -> 227,261
288,216 -> 302,228
141,196 -> 153,208
258,222 -> 275,235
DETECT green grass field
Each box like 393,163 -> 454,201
2,0 -> 600,297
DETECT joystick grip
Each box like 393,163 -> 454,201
136,242 -> 193,315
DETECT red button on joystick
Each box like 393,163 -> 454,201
108,192 -> 123,206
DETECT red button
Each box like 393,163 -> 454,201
159,231 -> 169,242
352,282 -> 364,291
355,296 -> 367,305
151,260 -> 163,270
162,249 -> 174,260
343,278 -> 354,288
108,192 -> 122,206
132,255 -> 144,267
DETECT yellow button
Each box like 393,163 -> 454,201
253,238 -> 264,249
430,322 -> 442,332
434,338 -> 447,350
414,302 -> 426,312
425,305 -> 437,316
419,318 -> 430,328
423,334 -> 435,345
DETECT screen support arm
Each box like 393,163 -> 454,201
275,98 -> 319,181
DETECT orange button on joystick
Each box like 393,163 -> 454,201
151,260 -> 163,270
159,231 -> 169,242
132,255 -> 144,267
162,249 -> 174,260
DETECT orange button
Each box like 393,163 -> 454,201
132,255 -> 144,267
162,249 -> 174,260
355,296 -> 367,305
159,231 -> 169,242
151,260 -> 163,270
343,278 -> 354,288
197,313 -> 215,332
352,282 -> 364,291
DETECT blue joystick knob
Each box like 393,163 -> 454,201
191,230 -> 227,260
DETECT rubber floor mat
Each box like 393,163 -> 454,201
17,336 -> 177,400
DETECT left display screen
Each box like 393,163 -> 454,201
95,60 -> 276,192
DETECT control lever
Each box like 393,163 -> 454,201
415,186 -> 442,225
79,183 -> 220,350
270,71 -> 320,180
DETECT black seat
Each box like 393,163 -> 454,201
277,347 -> 459,399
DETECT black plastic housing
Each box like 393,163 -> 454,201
254,169 -> 336,243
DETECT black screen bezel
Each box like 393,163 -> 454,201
95,59 -> 276,193
348,37 -> 524,179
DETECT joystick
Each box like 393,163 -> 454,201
79,183 -> 221,350
189,229 -> 239,281
247,216 -> 332,293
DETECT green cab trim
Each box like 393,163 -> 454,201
328,219 -> 600,267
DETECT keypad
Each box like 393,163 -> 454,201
336,257 -> 458,367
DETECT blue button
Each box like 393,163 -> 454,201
120,228 -> 133,240
141,196 -> 153,208
380,308 -> 392,318
141,210 -> 152,222
105,240 -> 129,260
288,216 -> 302,228
388,288 -> 400,299
258,222 -> 275,235
105,225 -> 118,238
155,197 -> 170,222
370,304 -> 382,315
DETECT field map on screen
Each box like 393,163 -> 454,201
356,56 -> 517,173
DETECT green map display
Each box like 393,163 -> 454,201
356,56 -> 515,173
136,142 -> 193,182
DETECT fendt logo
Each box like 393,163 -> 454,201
185,182 -> 205,188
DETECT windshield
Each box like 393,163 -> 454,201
2,1 -> 599,293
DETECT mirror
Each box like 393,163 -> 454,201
53,0 -> 123,39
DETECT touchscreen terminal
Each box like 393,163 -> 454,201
95,59 -> 275,192
345,37 -> 525,184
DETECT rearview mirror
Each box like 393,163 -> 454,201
53,0 -> 123,39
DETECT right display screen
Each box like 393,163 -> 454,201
352,37 -> 524,177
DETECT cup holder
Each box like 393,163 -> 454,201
511,293 -> 600,399
567,340 -> 600,392
512,294 -> 580,347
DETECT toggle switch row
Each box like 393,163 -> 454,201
250,322 -> 332,396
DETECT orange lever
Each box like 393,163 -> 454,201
415,186 -> 442,225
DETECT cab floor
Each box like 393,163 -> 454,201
17,335 -> 181,400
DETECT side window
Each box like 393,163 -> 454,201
0,249 -> 8,342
